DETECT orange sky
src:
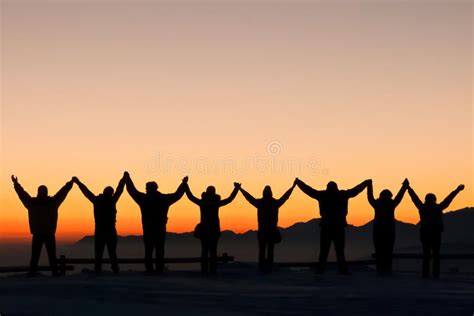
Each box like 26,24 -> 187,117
1,1 -> 472,243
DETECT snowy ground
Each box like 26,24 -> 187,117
1,263 -> 473,315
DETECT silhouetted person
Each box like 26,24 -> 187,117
407,183 -> 464,278
367,179 -> 409,274
186,183 -> 240,275
239,182 -> 296,273
295,178 -> 371,274
73,176 -> 126,275
11,175 -> 74,276
124,172 -> 188,274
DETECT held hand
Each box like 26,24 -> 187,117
123,171 -> 130,179
402,178 -> 410,187
457,184 -> 465,191
182,176 -> 189,183
72,176 -> 79,183
11,175 -> 18,183
234,182 -> 241,189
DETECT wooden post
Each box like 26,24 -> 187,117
59,255 -> 66,276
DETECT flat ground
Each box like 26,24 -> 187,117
1,263 -> 473,315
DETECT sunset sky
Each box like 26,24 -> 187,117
1,0 -> 472,243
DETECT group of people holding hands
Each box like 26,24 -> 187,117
12,173 -> 464,279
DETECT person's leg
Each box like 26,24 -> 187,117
94,236 -> 106,274
201,238 -> 209,274
155,230 -> 166,274
374,230 -> 383,273
29,235 -> 43,276
267,242 -> 275,273
44,235 -> 58,276
209,237 -> 218,275
258,237 -> 266,272
107,234 -> 119,274
387,231 -> 395,273
378,231 -> 391,274
318,226 -> 331,273
432,232 -> 441,279
421,233 -> 431,278
334,226 -> 348,274
143,230 -> 154,274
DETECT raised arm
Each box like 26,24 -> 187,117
185,185 -> 201,205
295,178 -> 321,200
407,185 -> 424,210
347,179 -> 371,198
165,176 -> 189,205
123,172 -> 145,203
277,182 -> 296,207
11,175 -> 32,209
113,177 -> 126,203
439,184 -> 464,211
72,177 -> 96,203
393,178 -> 409,207
366,181 -> 376,208
53,178 -> 74,206
239,187 -> 258,208
220,183 -> 241,207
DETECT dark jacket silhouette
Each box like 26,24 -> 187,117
124,172 -> 187,274
74,176 -> 125,274
367,179 -> 409,274
407,184 -> 464,278
295,178 -> 370,274
12,175 -> 73,276
240,183 -> 295,273
186,183 -> 240,274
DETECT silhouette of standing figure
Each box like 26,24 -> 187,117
367,179 -> 409,275
124,172 -> 188,274
73,175 -> 126,275
11,175 -> 74,276
295,178 -> 371,274
186,182 -> 240,275
239,182 -> 296,273
407,183 -> 464,279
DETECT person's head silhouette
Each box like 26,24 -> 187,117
425,193 -> 437,205
326,181 -> 339,193
102,186 -> 114,197
37,185 -> 48,198
206,186 -> 216,195
202,186 -> 220,201
379,189 -> 393,201
146,181 -> 158,194
262,185 -> 273,198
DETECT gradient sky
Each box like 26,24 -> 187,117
1,0 -> 472,243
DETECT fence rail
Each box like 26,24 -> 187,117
3,253 -> 472,275
371,253 -> 474,259
0,253 -> 234,275
0,266 -> 74,273
58,253 -> 234,275
275,260 -> 376,268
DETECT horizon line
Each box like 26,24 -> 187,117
2,206 -> 472,245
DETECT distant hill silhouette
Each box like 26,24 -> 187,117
69,207 -> 474,262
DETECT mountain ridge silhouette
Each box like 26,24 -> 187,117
69,207 -> 473,262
